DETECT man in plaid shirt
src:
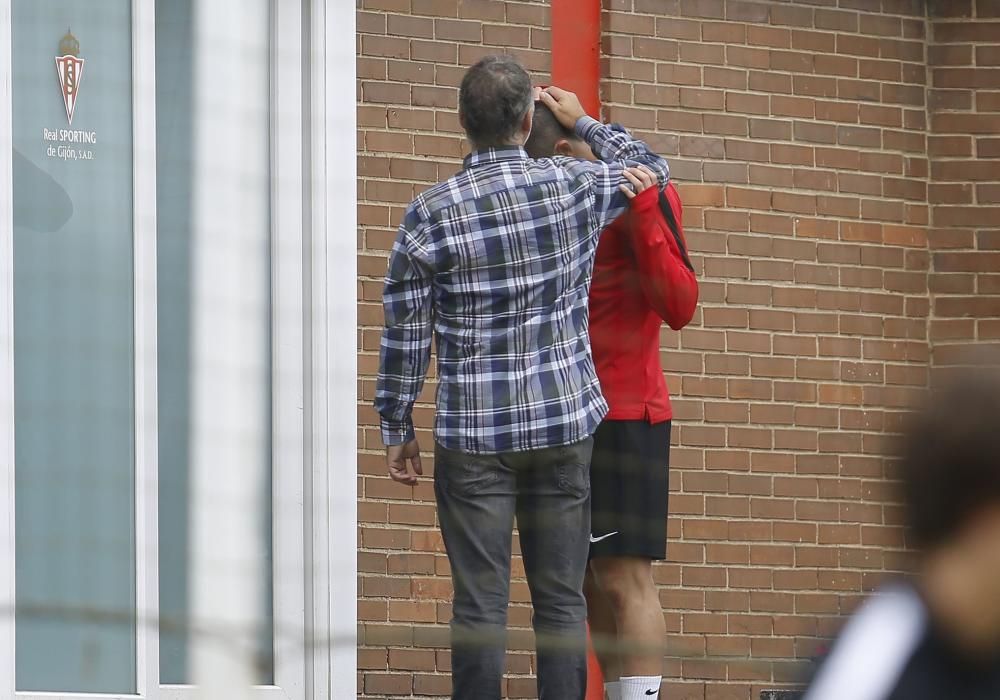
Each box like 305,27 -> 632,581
375,55 -> 669,700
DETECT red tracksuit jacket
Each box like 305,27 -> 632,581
588,185 -> 699,423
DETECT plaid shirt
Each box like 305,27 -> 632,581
375,116 -> 670,454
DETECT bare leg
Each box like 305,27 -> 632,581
584,568 -> 621,682
590,556 -> 665,678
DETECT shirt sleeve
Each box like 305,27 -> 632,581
374,209 -> 434,446
563,116 -> 671,233
626,186 -> 699,331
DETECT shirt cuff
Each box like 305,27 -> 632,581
380,416 -> 416,446
574,115 -> 603,141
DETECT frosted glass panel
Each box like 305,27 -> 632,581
11,0 -> 136,693
155,0 -> 275,684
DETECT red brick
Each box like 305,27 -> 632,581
654,15 -> 702,41
752,71 -> 792,94
814,100 -> 859,124
680,0 -> 724,19
750,212 -> 794,235
772,50 -> 814,73
814,54 -> 859,80
935,22 -> 1000,43
750,164 -> 795,188
638,37 -> 682,61
705,67 -> 748,90
770,4 -> 813,27
409,0 -> 455,15
838,78 -> 881,102
702,21 -> 747,44
771,95 -> 816,119
704,162 -> 749,184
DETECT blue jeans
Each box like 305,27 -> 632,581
434,438 -> 594,700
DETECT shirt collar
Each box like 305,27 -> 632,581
463,146 -> 528,169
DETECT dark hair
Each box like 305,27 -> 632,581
899,358 -> 1000,549
459,55 -> 533,148
524,100 -> 582,159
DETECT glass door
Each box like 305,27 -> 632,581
9,0 -> 137,693
0,0 -> 318,697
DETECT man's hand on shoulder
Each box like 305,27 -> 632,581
539,86 -> 588,130
387,438 -> 423,486
620,165 -> 659,201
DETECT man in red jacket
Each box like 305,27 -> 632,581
527,105 -> 698,700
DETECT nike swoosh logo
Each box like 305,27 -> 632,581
589,531 -> 619,543
645,691 -> 658,697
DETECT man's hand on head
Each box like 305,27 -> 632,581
539,86 -> 587,130
387,438 -> 423,486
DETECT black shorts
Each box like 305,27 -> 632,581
589,419 -> 671,561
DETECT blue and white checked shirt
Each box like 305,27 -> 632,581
375,116 -> 670,454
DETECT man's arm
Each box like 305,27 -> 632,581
375,210 -> 434,482
575,116 -> 668,179
627,185 -> 699,331
539,87 -> 670,230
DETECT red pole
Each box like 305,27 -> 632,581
586,625 -> 605,700
550,0 -> 602,119
553,0 -> 604,696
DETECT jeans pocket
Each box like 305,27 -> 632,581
553,437 -> 592,498
556,462 -> 589,498
452,462 -> 499,496
437,447 -> 501,497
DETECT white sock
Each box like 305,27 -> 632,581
620,675 -> 662,699
604,680 -> 622,700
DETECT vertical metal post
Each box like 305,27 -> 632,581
551,0 -> 602,119
552,2 -> 605,694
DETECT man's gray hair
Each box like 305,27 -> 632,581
459,55 -> 533,148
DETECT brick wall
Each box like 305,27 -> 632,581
928,0 -> 1000,366
597,2 -> 926,698
356,2 -> 997,698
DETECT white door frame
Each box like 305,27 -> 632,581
0,0 -> 357,696
270,0 -> 307,695
134,0 -> 160,694
306,0 -> 358,697
0,0 -> 16,691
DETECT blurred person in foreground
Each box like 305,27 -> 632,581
803,359 -> 1000,700
525,104 -> 698,700
374,54 -> 670,700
